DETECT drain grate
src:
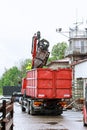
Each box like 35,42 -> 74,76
46,122 -> 58,125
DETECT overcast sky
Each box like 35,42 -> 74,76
0,0 -> 87,77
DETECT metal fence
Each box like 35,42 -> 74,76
72,80 -> 84,110
3,86 -> 21,96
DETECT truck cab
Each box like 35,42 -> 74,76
83,83 -> 87,126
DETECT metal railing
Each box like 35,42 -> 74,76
0,98 -> 13,130
65,46 -> 87,56
69,30 -> 87,39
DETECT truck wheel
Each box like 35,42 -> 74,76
22,106 -> 26,112
83,118 -> 87,126
54,111 -> 62,116
83,122 -> 87,126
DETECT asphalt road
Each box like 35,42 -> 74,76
13,102 -> 87,130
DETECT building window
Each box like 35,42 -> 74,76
81,41 -> 84,53
74,41 -> 81,52
70,41 -> 72,50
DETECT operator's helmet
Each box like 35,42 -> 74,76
29,63 -> 31,65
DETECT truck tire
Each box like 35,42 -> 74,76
83,122 -> 87,126
83,118 -> 87,126
22,105 -> 26,112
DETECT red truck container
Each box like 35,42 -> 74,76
21,68 -> 72,115
22,68 -> 72,99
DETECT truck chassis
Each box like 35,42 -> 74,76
21,95 -> 63,115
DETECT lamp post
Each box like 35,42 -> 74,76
56,28 -> 69,38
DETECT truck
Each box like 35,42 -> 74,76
83,83 -> 87,126
21,31 -> 72,115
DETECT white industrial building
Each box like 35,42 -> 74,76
73,59 -> 87,98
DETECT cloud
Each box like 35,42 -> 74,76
0,0 -> 87,77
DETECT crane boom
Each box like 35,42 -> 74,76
31,31 -> 50,69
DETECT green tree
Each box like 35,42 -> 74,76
0,58 -> 32,88
50,42 -> 68,60
0,66 -> 21,87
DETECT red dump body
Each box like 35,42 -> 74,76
21,68 -> 72,99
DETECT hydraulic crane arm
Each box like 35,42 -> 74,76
31,31 -> 50,69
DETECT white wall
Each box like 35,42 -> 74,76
75,61 -> 87,79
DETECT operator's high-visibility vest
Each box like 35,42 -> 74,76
26,63 -> 32,70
